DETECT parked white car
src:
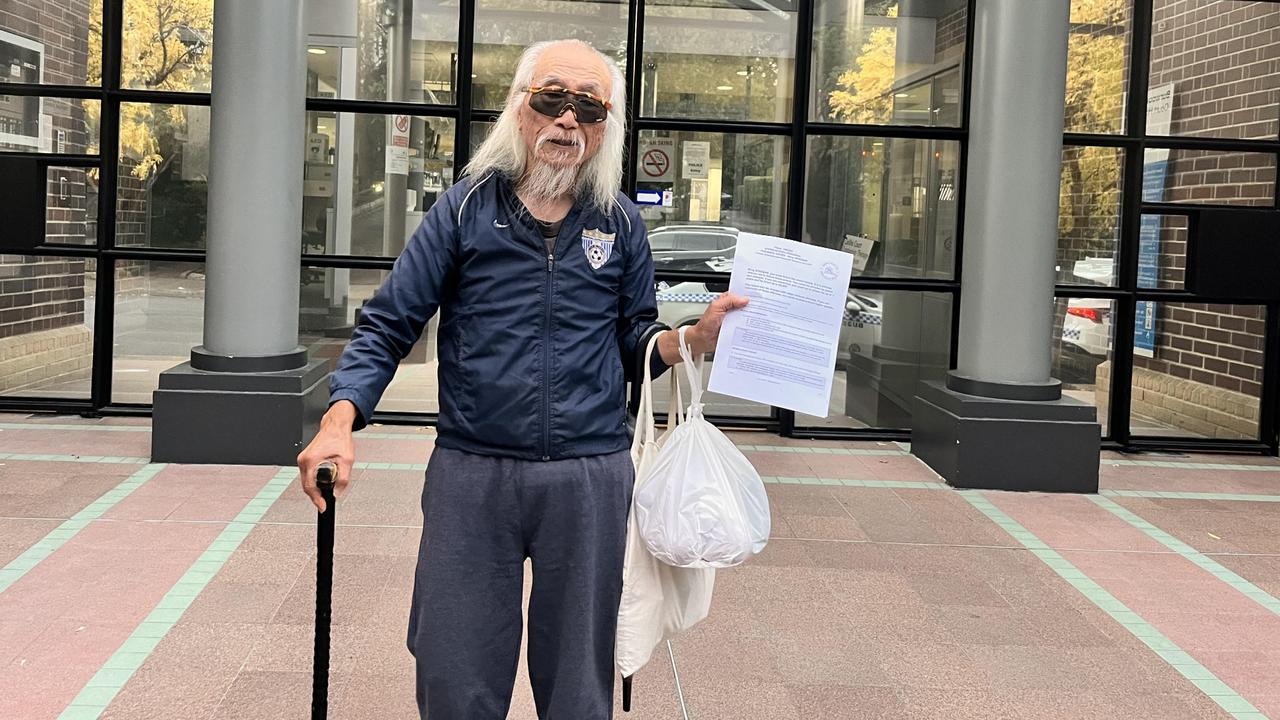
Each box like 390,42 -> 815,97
1060,257 -> 1114,382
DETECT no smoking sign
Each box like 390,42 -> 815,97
638,138 -> 675,182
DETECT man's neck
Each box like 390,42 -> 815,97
516,188 -> 574,223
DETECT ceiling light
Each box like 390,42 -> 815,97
308,48 -> 327,55
736,70 -> 749,76
894,92 -> 909,97
716,85 -> 733,91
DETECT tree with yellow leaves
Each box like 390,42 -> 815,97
88,0 -> 214,178
826,6 -> 898,125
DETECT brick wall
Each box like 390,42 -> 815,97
1134,0 -> 1276,426
0,2 -> 96,394
934,7 -> 966,58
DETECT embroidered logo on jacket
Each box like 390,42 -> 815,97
581,228 -> 616,270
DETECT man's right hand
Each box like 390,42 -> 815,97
297,400 -> 358,512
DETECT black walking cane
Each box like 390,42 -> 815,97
312,461 -> 338,720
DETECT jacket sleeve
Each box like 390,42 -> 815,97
616,202 -> 671,386
328,185 -> 464,430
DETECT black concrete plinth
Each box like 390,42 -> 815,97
911,381 -> 1100,493
844,351 -> 948,429
152,360 -> 329,466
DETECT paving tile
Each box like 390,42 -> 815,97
787,684 -> 906,719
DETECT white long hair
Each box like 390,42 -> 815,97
464,40 -> 627,213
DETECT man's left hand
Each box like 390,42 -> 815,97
657,292 -> 749,365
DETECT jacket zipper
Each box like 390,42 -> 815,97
542,250 -> 554,461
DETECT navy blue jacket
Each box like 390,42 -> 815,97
329,173 -> 669,460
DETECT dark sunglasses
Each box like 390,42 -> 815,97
524,85 -> 612,124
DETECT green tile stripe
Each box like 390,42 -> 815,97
760,475 -> 944,489
359,431 -> 436,440
0,463 -> 166,595
962,492 -> 1263,720
1091,495 -> 1280,618
0,453 -> 150,464
738,445 -> 906,456
58,467 -> 299,720
354,461 -> 429,471
1103,489 -> 1280,503
0,423 -> 149,432
1106,460 -> 1280,472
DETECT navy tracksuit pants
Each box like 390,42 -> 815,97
407,446 -> 634,719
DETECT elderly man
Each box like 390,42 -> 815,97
297,39 -> 745,719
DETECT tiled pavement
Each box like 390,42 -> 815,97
2,413 -> 1280,719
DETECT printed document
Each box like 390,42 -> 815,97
707,233 -> 853,417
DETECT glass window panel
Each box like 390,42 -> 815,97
811,0 -> 966,126
805,135 -> 960,280
1148,0 -> 1280,140
1057,145 -> 1123,286
112,259 -> 204,404
306,0 -> 459,104
299,266 -> 438,414
1137,213 -> 1189,291
1054,296 -> 1114,436
120,0 -> 214,93
641,0 -> 796,122
469,119 -> 494,157
114,103 -> 209,249
650,282 -> 772,419
0,255 -> 94,399
304,111 -> 456,258
1130,302 -> 1265,439
1064,0 -> 1131,134
471,0 -> 628,111
0,97 -> 99,154
1143,148 -> 1276,207
1,4 -> 100,85
44,165 -> 98,246
797,291 -> 952,429
637,131 -> 789,265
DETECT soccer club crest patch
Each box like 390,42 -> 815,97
581,228 -> 616,271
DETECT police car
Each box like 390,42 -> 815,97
653,281 -> 882,368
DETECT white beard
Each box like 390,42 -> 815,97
520,159 -> 580,203
520,133 -> 586,202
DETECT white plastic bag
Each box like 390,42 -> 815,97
616,331 -> 715,678
633,326 -> 771,569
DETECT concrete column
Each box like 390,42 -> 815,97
153,0 -> 329,465
910,0 -> 1100,493
951,0 -> 1065,392
201,0 -> 306,360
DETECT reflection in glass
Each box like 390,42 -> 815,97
472,0 -> 628,110
1064,0 -> 1130,134
120,0 -> 214,93
1053,296 -> 1113,435
641,0 -> 796,122
805,136 -> 960,280
1136,214 -> 1189,291
1148,0 -> 1279,140
1057,145 -> 1123,285
1128,303 -> 1265,439
811,0 -> 966,126
2,5 -> 99,86
798,291 -> 952,429
306,0 -> 459,104
112,260 -> 205,404
299,267 -> 438,413
1143,148 -> 1276,207
650,284 -> 772,419
45,166 -> 99,246
114,103 -> 209,249
0,97 -> 99,155
636,131 -> 789,251
304,112 -> 455,259
0,256 -> 94,399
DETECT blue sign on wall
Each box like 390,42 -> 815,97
1134,154 -> 1169,358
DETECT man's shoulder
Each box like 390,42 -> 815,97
447,172 -> 501,224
